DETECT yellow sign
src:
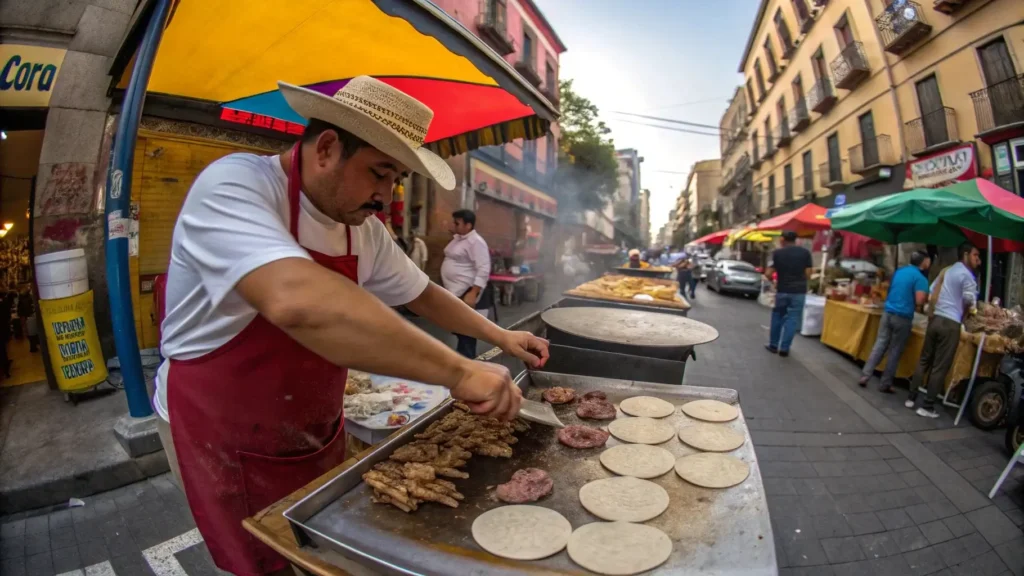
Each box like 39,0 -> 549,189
40,290 -> 108,392
0,44 -> 65,108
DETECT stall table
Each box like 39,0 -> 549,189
488,273 -> 543,307
821,299 -> 999,393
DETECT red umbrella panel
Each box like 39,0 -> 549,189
755,203 -> 831,232
688,229 -> 731,246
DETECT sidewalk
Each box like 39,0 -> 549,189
2,284 -> 1022,575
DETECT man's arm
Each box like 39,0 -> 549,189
961,268 -> 978,309
237,258 -> 522,419
406,283 -> 549,367
463,238 -> 491,307
915,291 -> 928,306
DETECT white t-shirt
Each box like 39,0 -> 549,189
154,153 -> 428,422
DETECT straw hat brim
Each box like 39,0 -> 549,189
278,82 -> 456,191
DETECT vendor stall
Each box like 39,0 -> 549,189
566,274 -> 690,313
821,299 -> 1003,392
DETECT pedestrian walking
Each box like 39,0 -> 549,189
764,230 -> 813,358
441,209 -> 495,359
906,242 -> 980,418
153,77 -> 547,576
676,258 -> 696,299
859,251 -> 931,392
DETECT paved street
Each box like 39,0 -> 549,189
2,285 -> 1023,575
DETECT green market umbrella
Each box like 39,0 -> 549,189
829,188 -> 985,246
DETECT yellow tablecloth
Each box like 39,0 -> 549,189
821,299 -> 998,392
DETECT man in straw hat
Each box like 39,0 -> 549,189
154,76 -> 549,575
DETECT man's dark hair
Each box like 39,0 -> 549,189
910,251 -> 929,268
452,209 -> 476,229
957,242 -> 977,261
781,230 -> 798,242
301,118 -> 370,159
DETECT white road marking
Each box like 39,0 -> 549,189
142,528 -> 204,576
56,561 -> 116,576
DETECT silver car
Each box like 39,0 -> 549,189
707,260 -> 762,297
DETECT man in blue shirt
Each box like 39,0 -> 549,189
859,251 -> 931,393
906,242 -> 980,418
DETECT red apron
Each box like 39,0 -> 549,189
168,144 -> 354,575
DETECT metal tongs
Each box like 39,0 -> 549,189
513,370 -> 566,428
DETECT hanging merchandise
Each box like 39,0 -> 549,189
39,290 -> 108,392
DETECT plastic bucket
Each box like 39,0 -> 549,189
35,249 -> 88,300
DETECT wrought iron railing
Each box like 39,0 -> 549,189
849,134 -> 896,174
790,99 -> 810,132
970,74 -> 1024,134
807,78 -> 837,114
831,41 -> 870,90
904,107 -> 958,155
819,161 -> 842,187
476,1 -> 516,55
875,1 -> 931,54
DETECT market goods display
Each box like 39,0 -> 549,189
674,453 -> 750,489
543,386 -> 576,404
608,416 -> 675,444
578,476 -> 669,522
572,274 -> 684,303
678,423 -> 745,452
681,399 -> 739,422
619,395 -> 675,418
599,444 -> 675,478
343,372 -> 447,427
964,302 -> 1024,353
566,522 -> 673,576
558,425 -> 611,449
496,468 -> 553,504
363,402 -> 529,511
471,505 -> 572,560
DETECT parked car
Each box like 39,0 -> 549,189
707,260 -> 762,297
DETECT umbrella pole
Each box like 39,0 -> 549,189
954,234 -> 993,427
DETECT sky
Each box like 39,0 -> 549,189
535,0 -> 761,241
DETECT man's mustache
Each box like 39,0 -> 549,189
358,200 -> 385,212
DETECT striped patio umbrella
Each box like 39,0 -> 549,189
114,0 -> 558,157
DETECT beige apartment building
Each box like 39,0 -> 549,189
718,0 -> 1024,302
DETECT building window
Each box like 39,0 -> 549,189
858,111 -> 878,166
754,183 -> 764,214
914,75 -> 949,149
792,75 -> 804,102
774,11 -> 794,56
793,0 -> 811,25
768,174 -> 777,208
746,80 -> 757,109
755,60 -> 767,97
523,138 -> 537,177
776,98 -> 786,127
765,39 -> 779,78
976,38 -> 1024,130
545,60 -> 556,92
752,129 -> 760,160
802,150 -> 813,194
545,133 -> 556,176
835,14 -> 855,47
764,118 -> 773,153
522,31 -> 535,63
812,47 -> 828,81
784,163 -> 793,202
827,132 -> 841,182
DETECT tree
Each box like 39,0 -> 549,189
554,79 -> 619,213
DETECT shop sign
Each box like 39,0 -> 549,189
994,143 -> 1011,176
906,143 -> 976,188
220,107 -> 305,135
0,44 -> 66,108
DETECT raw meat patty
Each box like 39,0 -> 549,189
496,468 -> 554,503
576,399 -> 617,420
543,386 -> 576,404
558,425 -> 611,449
582,391 -> 607,401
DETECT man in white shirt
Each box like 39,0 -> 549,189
154,76 -> 548,576
441,209 -> 492,358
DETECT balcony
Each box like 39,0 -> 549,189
781,40 -> 796,61
876,1 -> 932,55
807,78 -> 838,114
542,83 -> 560,108
476,5 -> 516,56
818,161 -> 844,189
776,120 -> 793,147
849,134 -> 897,175
904,107 -> 960,156
764,135 -> 777,159
757,87 -> 768,103
970,74 -> 1024,136
831,41 -> 870,91
767,65 -> 781,84
933,0 -> 973,14
751,148 -> 764,168
514,59 -> 542,87
790,99 -> 811,133
798,10 -> 816,34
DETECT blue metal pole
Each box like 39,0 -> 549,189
104,0 -> 171,418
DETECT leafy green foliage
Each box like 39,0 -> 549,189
553,79 -> 619,213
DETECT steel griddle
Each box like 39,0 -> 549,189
284,372 -> 776,576
541,307 -> 719,349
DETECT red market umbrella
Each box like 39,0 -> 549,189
687,229 -> 730,246
755,203 -> 831,232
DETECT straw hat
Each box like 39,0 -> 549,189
278,76 -> 456,190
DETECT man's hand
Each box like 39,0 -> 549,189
449,361 -> 522,421
462,291 -> 479,308
498,330 -> 550,369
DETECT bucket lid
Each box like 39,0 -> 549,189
35,249 -> 87,265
